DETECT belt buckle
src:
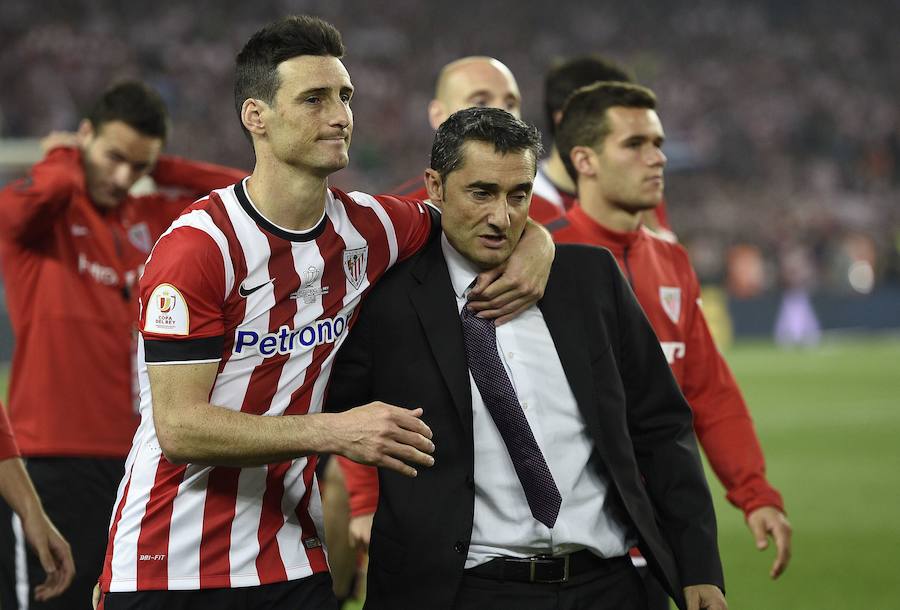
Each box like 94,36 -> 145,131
529,554 -> 569,583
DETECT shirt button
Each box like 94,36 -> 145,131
522,401 -> 529,410
507,352 -> 515,360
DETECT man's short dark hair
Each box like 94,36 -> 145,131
86,81 -> 169,141
544,56 -> 632,138
430,107 -> 543,181
556,81 -> 657,183
234,15 -> 345,139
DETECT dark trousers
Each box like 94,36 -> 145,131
0,457 -> 125,610
101,572 -> 339,610
453,555 -> 648,610
637,563 -> 673,610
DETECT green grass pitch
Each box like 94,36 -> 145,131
3,336 -> 898,609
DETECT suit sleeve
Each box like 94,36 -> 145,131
0,403 -> 19,461
140,224 -> 228,363
678,260 -> 784,516
324,284 -> 382,516
602,250 -> 724,590
0,148 -> 82,244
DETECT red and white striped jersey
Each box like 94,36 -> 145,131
101,179 -> 435,592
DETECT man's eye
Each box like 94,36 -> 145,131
305,96 -> 321,104
340,93 -> 352,103
472,190 -> 490,199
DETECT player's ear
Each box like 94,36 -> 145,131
427,100 -> 448,131
570,146 -> 597,178
241,98 -> 267,137
76,119 -> 95,147
423,169 -> 444,209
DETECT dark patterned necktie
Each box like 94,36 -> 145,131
460,306 -> 562,528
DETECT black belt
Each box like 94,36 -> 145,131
466,550 -> 626,584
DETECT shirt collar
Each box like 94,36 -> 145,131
441,233 -> 483,299
566,206 -> 647,253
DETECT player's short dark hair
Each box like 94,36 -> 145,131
86,81 -> 169,141
430,107 -> 543,181
556,81 -> 657,183
234,15 -> 345,140
544,56 -> 632,138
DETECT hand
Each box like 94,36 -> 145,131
746,505 -> 792,578
20,509 -> 75,601
40,131 -> 79,153
349,513 -> 374,551
467,222 -> 554,325
336,403 -> 435,477
684,584 -> 727,610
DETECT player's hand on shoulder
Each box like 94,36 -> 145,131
336,403 -> 435,477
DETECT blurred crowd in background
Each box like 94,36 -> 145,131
1,0 -> 898,299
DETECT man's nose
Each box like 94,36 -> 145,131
486,199 -> 511,230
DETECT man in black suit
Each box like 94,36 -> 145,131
325,107 -> 726,610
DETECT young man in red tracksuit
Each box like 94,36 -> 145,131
537,55 -> 674,240
549,81 -> 791,608
0,81 -> 245,610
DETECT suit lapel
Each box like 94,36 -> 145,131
409,239 -> 473,429
538,270 -> 605,442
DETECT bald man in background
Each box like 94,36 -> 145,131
389,56 -> 563,223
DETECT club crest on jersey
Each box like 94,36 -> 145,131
128,222 -> 153,253
660,286 -> 682,324
144,283 -> 189,335
291,266 -> 330,304
343,247 -> 368,290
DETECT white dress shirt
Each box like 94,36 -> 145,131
440,235 -> 635,568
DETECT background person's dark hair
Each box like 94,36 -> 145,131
556,81 -> 657,184
544,56 -> 632,138
86,81 -> 169,141
234,15 -> 345,141
430,107 -> 543,182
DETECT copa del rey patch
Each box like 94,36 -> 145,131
144,283 -> 189,335
659,286 -> 682,324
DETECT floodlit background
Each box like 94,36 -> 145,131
1,1 -> 899,608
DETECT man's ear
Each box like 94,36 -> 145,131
76,119 -> 94,147
570,146 -> 597,178
427,100 -> 448,131
423,168 -> 444,209
241,98 -> 267,137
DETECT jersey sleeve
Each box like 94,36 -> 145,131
0,403 -> 19,461
0,148 -> 82,244
372,195 -> 439,261
677,252 -> 785,516
337,457 -> 379,517
139,222 -> 229,364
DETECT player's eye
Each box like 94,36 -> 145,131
305,96 -> 321,104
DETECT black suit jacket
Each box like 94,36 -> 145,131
325,238 -> 724,610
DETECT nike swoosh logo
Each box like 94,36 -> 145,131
239,278 -> 274,298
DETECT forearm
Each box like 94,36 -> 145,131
154,398 -> 345,467
152,155 -> 246,195
0,458 -> 44,521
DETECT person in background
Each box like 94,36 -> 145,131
0,80 -> 246,609
551,80 -> 791,608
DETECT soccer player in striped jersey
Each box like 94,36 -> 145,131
99,15 -> 553,609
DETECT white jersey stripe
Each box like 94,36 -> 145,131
275,457 -> 314,576
164,464 -> 210,589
